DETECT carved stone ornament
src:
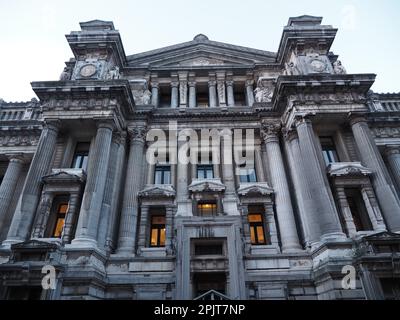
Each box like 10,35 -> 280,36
59,67 -> 72,80
139,184 -> 176,198
371,127 -> 400,138
129,126 -> 147,141
261,121 -> 281,138
105,65 -> 120,80
132,89 -> 152,105
254,78 -> 275,103
79,64 -> 97,78
310,59 -> 327,72
328,162 -> 372,177
333,60 -> 347,74
0,134 -> 40,147
188,178 -> 225,193
237,182 -> 274,197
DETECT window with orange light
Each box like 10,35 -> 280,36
52,203 -> 68,238
150,215 -> 166,247
248,213 -> 267,245
197,202 -> 217,216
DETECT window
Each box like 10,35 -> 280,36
51,202 -> 68,238
248,213 -> 267,245
197,202 -> 217,217
195,243 -> 223,256
154,165 -> 171,184
197,165 -> 214,179
150,215 -> 166,247
71,142 -> 90,170
320,137 -> 339,165
346,189 -> 372,232
238,163 -> 257,183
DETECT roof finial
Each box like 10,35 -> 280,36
193,34 -> 209,41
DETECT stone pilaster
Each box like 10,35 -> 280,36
254,146 -> 266,182
217,72 -> 226,107
117,126 -> 147,253
62,192 -> 80,243
245,80 -> 255,107
165,206 -> 175,255
350,115 -> 400,231
170,81 -> 179,108
335,186 -> 357,237
295,116 -> 345,242
226,80 -> 235,107
208,80 -> 217,108
188,81 -> 197,108
72,121 -> 114,247
179,81 -> 188,109
176,137 -> 192,216
5,121 -> 59,244
151,82 -> 159,107
221,129 -> 239,215
262,123 -> 302,252
0,155 -> 25,232
385,145 -> 400,191
31,191 -> 54,239
137,205 -> 150,254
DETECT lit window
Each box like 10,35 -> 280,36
197,202 -> 217,216
154,166 -> 171,184
320,137 -> 339,166
71,142 -> 90,170
150,215 -> 166,247
52,203 -> 68,238
197,165 -> 214,179
248,213 -> 267,245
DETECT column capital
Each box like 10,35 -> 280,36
208,80 -> 216,87
348,113 -> 368,126
282,128 -> 298,142
294,114 -> 314,127
5,153 -> 27,164
151,82 -> 159,89
171,81 -> 179,88
44,120 -> 61,132
245,79 -> 254,87
261,121 -> 281,142
96,120 -> 115,131
226,80 -> 234,86
128,126 -> 147,142
385,145 -> 400,156
112,131 -> 127,145
188,81 -> 196,87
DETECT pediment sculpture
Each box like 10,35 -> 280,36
237,182 -> 274,196
189,178 -> 225,193
328,162 -> 372,177
139,184 -> 176,198
254,78 -> 275,103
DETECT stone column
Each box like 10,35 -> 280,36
220,129 -> 239,215
31,191 -> 54,238
170,81 -> 179,108
264,202 -> 280,250
350,116 -> 400,231
137,205 -> 150,254
117,126 -> 147,253
62,192 -> 80,243
208,80 -> 217,108
335,186 -> 357,237
245,80 -> 255,107
176,137 -> 192,216
217,75 -> 226,107
254,146 -> 266,182
262,123 -> 302,252
188,81 -> 196,108
5,121 -> 59,244
0,155 -> 25,232
226,80 -> 235,107
151,82 -> 159,107
385,145 -> 400,191
72,121 -> 113,247
295,116 -> 345,241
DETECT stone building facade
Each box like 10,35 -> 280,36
0,16 -> 400,300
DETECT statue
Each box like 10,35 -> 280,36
106,66 -> 120,80
142,89 -> 152,105
254,79 -> 274,103
59,67 -> 71,80
333,60 -> 346,74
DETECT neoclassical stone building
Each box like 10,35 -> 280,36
0,16 -> 400,300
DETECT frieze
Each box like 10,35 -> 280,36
0,134 -> 40,147
371,127 -> 400,138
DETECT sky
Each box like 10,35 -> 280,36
0,0 -> 399,102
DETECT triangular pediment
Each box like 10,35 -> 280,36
127,36 -> 276,68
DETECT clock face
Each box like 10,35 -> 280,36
310,59 -> 327,72
79,64 -> 97,77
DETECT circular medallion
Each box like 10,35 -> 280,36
79,64 -> 97,77
310,59 -> 326,72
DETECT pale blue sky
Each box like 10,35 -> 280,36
0,0 -> 399,101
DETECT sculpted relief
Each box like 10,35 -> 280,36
254,78 -> 275,103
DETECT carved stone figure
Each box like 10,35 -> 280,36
106,66 -> 120,80
142,89 -> 152,105
254,79 -> 274,103
333,60 -> 346,74
59,67 -> 71,81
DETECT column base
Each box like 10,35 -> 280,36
70,237 -> 98,249
1,238 -> 23,249
320,232 -> 347,243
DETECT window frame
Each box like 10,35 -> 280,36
149,215 -> 166,247
51,202 -> 69,239
320,136 -> 339,166
197,202 -> 217,217
71,142 -> 90,170
197,164 -> 214,179
154,165 -> 171,184
248,213 -> 267,245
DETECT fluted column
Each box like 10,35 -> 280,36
350,116 -> 400,231
137,205 -> 150,254
221,129 -> 239,215
72,122 -> 113,246
0,155 -> 25,232
5,122 -> 59,244
208,80 -> 217,108
176,137 -> 192,216
151,82 -> 159,107
226,80 -> 235,107
62,192 -> 80,243
188,81 -> 196,108
295,116 -> 345,241
170,81 -> 179,108
245,80 -> 255,107
31,191 -> 53,238
262,123 -> 302,251
254,146 -> 266,182
385,145 -> 400,191
117,126 -> 147,253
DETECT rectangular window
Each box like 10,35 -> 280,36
52,202 -> 68,238
194,243 -> 223,256
320,137 -> 339,165
197,164 -> 214,179
238,163 -> 257,183
71,142 -> 90,170
248,213 -> 267,245
197,202 -> 217,217
150,215 -> 166,247
154,165 -> 171,184
346,189 -> 372,232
